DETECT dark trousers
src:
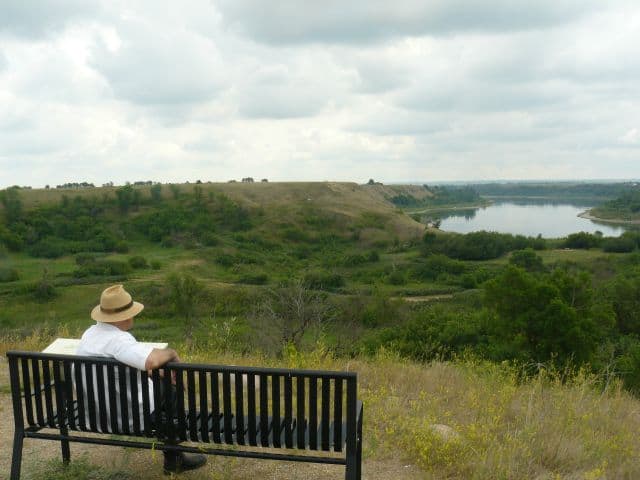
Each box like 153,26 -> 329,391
151,382 -> 180,460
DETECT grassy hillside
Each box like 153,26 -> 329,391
2,181 -> 640,478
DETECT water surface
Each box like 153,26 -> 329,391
434,202 -> 628,238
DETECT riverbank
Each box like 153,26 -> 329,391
405,200 -> 492,215
578,210 -> 640,225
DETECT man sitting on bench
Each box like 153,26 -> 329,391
76,284 -> 207,474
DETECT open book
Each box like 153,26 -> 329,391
42,338 -> 168,356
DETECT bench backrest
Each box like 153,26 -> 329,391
7,351 -> 358,452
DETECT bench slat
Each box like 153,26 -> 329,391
272,375 -> 281,448
118,365 -> 130,435
296,376 -> 305,449
234,372 -> 245,445
107,364 -> 118,433
96,364 -> 109,432
210,372 -> 221,443
222,372 -> 233,444
52,360 -> 66,429
187,370 -> 198,442
141,371 -> 152,436
63,362 -> 76,430
284,374 -> 293,448
247,373 -> 257,446
127,367 -> 142,435
73,360 -> 86,430
309,377 -> 318,450
21,358 -> 35,427
259,374 -> 269,447
321,377 -> 330,450
334,378 -> 343,452
31,358 -> 46,426
175,369 -> 187,441
42,360 -> 55,428
198,371 -> 209,442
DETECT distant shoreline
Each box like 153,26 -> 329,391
578,210 -> 640,225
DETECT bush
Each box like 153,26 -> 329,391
564,232 -> 602,249
75,253 -> 100,265
602,236 -> 637,253
128,255 -> 148,269
387,270 -> 407,285
237,273 -> 269,285
342,253 -> 368,267
27,237 -> 69,258
114,241 -> 129,253
0,267 -> 19,282
74,259 -> 132,278
509,248 -> 545,272
151,260 -> 162,270
412,254 -> 467,281
303,272 -> 345,291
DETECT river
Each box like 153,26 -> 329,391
428,201 -> 630,238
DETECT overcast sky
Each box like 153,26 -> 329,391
1,0 -> 639,188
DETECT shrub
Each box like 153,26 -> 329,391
151,260 -> 162,270
237,273 -> 269,285
387,270 -> 407,285
564,232 -> 602,249
412,254 -> 466,282
342,253 -> 368,267
0,267 -> 19,282
114,241 -> 129,253
303,272 -> 346,291
128,255 -> 148,269
602,236 -> 637,253
215,253 -> 235,267
509,248 -> 545,272
27,237 -> 69,258
74,259 -> 132,278
75,253 -> 99,265
200,232 -> 220,246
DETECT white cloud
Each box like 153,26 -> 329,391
1,0 -> 639,188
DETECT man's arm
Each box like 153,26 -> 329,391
144,348 -> 180,371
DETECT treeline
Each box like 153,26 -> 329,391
0,184 -> 252,258
390,185 -> 481,208
591,188 -> 640,220
469,182 -> 634,200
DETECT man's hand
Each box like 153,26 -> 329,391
144,348 -> 180,371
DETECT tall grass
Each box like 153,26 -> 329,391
3,331 -> 639,479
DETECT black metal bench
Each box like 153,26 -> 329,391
7,350 -> 363,479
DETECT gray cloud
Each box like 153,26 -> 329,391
1,0 -> 639,188
216,0 -> 600,45
0,0 -> 101,38
90,20 -> 225,106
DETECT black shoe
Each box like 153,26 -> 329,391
163,452 -> 207,474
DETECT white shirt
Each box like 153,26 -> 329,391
76,322 -> 155,432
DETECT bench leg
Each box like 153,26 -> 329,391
10,431 -> 24,480
60,427 -> 71,464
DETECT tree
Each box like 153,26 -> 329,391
150,183 -> 162,203
509,248 -> 544,272
167,272 -> 203,338
0,187 -> 23,224
252,280 -> 333,352
115,185 -> 135,212
483,265 -> 610,364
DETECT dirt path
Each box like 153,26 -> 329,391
0,358 -> 423,480
395,294 -> 454,303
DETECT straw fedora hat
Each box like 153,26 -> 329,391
91,284 -> 144,323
